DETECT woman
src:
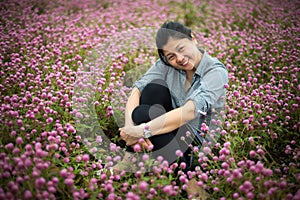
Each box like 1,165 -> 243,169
117,21 -> 228,198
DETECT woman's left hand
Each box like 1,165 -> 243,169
120,133 -> 139,146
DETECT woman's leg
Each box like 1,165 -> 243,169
132,79 -> 175,150
127,79 -> 181,163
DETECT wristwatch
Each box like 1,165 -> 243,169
141,123 -> 152,138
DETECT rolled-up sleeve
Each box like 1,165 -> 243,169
133,60 -> 169,92
186,64 -> 228,117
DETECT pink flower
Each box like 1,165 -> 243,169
262,168 -> 273,176
126,192 -> 139,200
17,119 -> 23,126
147,144 -> 154,151
76,155 -> 82,162
233,192 -> 239,198
105,183 -> 114,192
138,138 -> 145,143
24,190 -> 32,199
221,130 -> 227,135
243,119 -> 249,124
82,154 -> 89,162
35,177 -> 46,189
142,154 -> 149,161
246,192 -> 255,199
24,159 -> 32,167
5,143 -> 14,151
221,162 -> 229,169
75,112 -> 83,118
64,178 -> 74,186
16,137 -> 23,144
224,142 -> 231,148
163,185 -> 172,195
179,175 -> 188,183
175,150 -> 183,157
249,150 -> 256,157
279,181 -> 287,189
60,169 -> 69,178
133,144 -> 141,152
180,162 -> 186,169
94,101 -> 100,106
201,173 -> 208,181
139,181 -> 148,192
203,147 -> 211,154
110,143 -> 117,152
46,117 -> 53,123
257,148 -> 265,156
248,137 -> 254,143
96,136 -> 102,143
233,90 -> 240,97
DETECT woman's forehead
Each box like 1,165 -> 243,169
162,37 -> 189,53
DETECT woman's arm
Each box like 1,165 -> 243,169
148,100 -> 195,135
119,100 -> 195,139
124,87 -> 140,126
121,87 -> 154,148
121,87 -> 140,146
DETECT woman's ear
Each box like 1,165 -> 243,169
191,32 -> 198,45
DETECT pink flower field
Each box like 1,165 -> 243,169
0,0 -> 299,199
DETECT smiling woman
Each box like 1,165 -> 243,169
115,21 -> 228,199
161,35 -> 203,91
157,24 -> 202,73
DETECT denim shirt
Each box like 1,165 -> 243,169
133,49 -> 228,137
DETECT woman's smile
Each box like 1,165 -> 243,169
162,37 -> 202,71
178,57 -> 189,66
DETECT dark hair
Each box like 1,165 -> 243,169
155,21 -> 192,65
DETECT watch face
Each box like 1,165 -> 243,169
144,130 -> 151,138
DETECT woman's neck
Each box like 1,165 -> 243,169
186,69 -> 196,81
194,50 -> 203,70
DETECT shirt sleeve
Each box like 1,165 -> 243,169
186,64 -> 228,117
133,59 -> 169,92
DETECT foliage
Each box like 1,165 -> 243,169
0,0 -> 299,199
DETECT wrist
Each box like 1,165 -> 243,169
125,119 -> 134,127
140,123 -> 152,138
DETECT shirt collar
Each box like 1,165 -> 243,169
194,48 -> 206,77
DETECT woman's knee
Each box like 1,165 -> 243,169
140,79 -> 172,110
132,104 -> 167,125
132,105 -> 151,125
143,79 -> 169,94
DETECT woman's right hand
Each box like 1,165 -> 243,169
129,138 -> 153,152
138,138 -> 154,151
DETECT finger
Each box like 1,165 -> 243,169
141,141 -> 149,150
120,131 -> 125,138
119,127 -> 127,134
145,139 -> 153,146
120,132 -> 128,141
127,138 -> 137,146
142,141 -> 149,150
145,139 -> 154,151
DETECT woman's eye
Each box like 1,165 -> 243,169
168,55 -> 174,60
178,47 -> 184,52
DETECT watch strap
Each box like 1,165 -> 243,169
141,123 -> 152,138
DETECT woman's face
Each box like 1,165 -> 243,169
162,36 -> 202,71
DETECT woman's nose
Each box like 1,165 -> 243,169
176,54 -> 184,63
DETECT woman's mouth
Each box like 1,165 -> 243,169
182,59 -> 189,66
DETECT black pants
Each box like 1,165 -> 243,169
127,79 -> 194,168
